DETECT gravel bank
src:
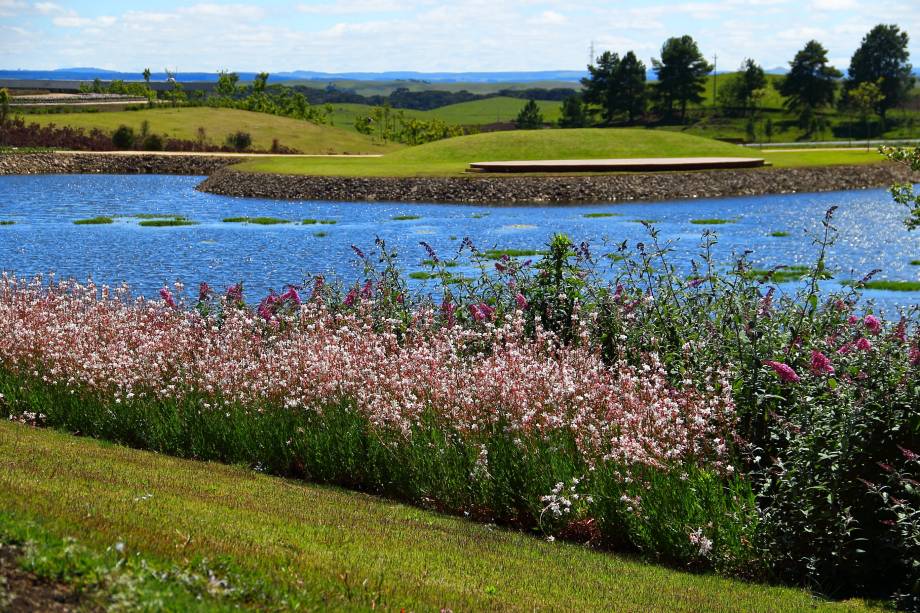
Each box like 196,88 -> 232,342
0,152 -> 237,176
198,164 -> 918,204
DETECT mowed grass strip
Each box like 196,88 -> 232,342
0,422 -> 871,612
27,107 -> 397,154
233,128 -> 887,178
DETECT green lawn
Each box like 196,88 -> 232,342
234,128 -> 887,177
26,107 -> 398,154
0,422 -> 872,611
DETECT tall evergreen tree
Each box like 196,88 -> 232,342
558,95 -> 588,128
845,24 -> 913,121
581,51 -> 620,124
779,40 -> 841,130
651,35 -> 712,121
613,51 -> 647,123
515,99 -> 544,129
718,59 -> 767,115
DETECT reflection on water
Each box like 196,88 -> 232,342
0,174 -> 917,313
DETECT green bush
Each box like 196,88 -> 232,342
225,131 -> 252,152
111,125 -> 135,149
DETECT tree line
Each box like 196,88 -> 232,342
548,24 -> 914,137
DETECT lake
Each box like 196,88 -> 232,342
1,174 -> 918,313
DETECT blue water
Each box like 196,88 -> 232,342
0,174 -> 918,313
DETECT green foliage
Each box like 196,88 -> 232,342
222,216 -> 289,225
141,133 -> 163,151
138,218 -> 197,227
780,41 -> 841,132
0,220 -> 15,225
691,218 -> 734,225
215,70 -> 239,98
73,216 -> 114,225
392,214 -> 421,221
0,88 -> 9,126
882,146 -> 920,230
558,95 -> 588,128
770,231 -> 790,237
842,280 -> 920,291
111,124 -> 135,149
583,212 -> 620,218
582,51 -> 647,124
718,59 -> 768,116
224,130 -> 252,152
845,24 -> 914,120
515,99 -> 544,129
652,36 -> 713,121
849,80 -> 884,139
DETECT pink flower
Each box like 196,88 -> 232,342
226,283 -> 243,302
837,342 -> 854,355
441,300 -> 456,326
687,278 -> 705,288
495,262 -> 507,273
281,287 -> 302,305
469,302 -> 495,322
159,287 -> 177,309
343,287 -> 358,306
809,350 -> 834,376
764,360 -> 800,383
360,281 -> 373,299
864,315 -> 882,335
856,337 -> 873,351
910,346 -> 920,366
515,293 -> 528,310
198,282 -> 211,302
848,315 -> 859,325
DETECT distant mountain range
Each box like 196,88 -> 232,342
0,68 -> 590,84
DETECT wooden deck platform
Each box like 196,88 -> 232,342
468,157 -> 767,173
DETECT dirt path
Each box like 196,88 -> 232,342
0,545 -> 92,612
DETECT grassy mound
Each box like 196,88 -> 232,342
237,128 -> 761,177
28,107 -> 397,154
0,422 -> 862,611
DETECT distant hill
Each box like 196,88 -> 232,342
0,68 -> 591,84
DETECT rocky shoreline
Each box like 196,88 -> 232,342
199,164 -> 918,204
1,152 -> 916,204
0,152 -> 238,176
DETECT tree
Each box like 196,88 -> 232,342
719,59 -> 767,115
112,125 -> 135,149
515,99 -> 544,129
558,95 -> 587,128
253,72 -> 269,94
849,79 -> 884,146
581,51 -> 619,124
846,24 -> 914,122
613,51 -> 647,123
216,71 -> 239,98
651,35 -> 712,121
581,50 -> 646,124
0,88 -> 10,127
142,68 -> 151,84
779,40 -> 841,133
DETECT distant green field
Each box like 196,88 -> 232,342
235,128 -> 887,177
26,107 -> 398,154
0,422 -> 871,612
285,78 -> 578,96
327,97 -> 562,132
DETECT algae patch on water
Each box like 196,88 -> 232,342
74,216 -> 114,225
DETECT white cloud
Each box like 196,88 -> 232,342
298,0 -> 412,15
810,0 -> 858,9
51,13 -> 117,28
33,1 -> 61,14
528,10 -> 567,25
178,3 -> 265,19
0,0 -> 26,17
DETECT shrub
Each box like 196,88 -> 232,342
141,133 -> 163,151
225,131 -> 252,152
112,125 -> 136,149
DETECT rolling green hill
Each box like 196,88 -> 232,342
0,422 -> 870,611
26,107 -> 400,154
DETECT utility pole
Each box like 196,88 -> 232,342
712,53 -> 718,108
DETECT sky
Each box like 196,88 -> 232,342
1,0 -> 918,74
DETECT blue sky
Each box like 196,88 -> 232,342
1,0 -> 917,73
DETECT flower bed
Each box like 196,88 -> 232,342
2,217 -> 918,605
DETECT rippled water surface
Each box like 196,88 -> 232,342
1,174 -> 918,312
